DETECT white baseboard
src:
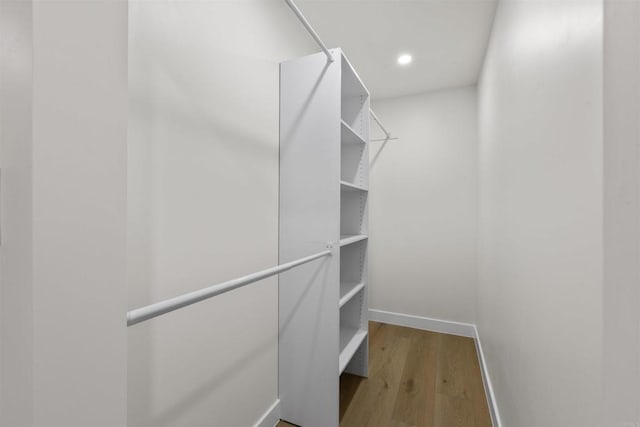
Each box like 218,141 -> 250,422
368,309 -> 476,338
473,326 -> 503,427
253,399 -> 280,427
367,309 -> 502,427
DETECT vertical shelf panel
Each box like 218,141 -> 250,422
279,50 -> 341,427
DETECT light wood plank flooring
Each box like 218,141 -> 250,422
278,321 -> 491,427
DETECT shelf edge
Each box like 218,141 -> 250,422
339,234 -> 368,247
341,119 -> 367,145
339,282 -> 365,308
339,328 -> 368,375
340,180 -> 368,192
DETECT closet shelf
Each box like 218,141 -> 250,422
341,120 -> 367,145
339,327 -> 368,375
341,52 -> 369,98
339,234 -> 368,247
339,282 -> 365,308
340,180 -> 368,192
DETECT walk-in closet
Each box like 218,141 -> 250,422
1,0 -> 639,426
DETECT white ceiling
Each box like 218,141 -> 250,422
296,0 -> 498,99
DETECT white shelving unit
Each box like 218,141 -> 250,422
338,57 -> 369,378
279,48 -> 370,427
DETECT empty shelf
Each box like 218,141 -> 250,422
341,120 -> 367,145
339,234 -> 368,246
339,327 -> 368,374
341,52 -> 369,98
340,180 -> 368,192
340,282 -> 365,308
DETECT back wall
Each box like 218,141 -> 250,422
370,86 -> 478,325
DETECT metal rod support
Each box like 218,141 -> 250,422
370,109 -> 391,138
370,137 -> 399,142
127,249 -> 332,327
284,0 -> 334,62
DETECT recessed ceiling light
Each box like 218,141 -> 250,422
397,54 -> 412,66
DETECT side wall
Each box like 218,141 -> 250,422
127,2 -> 316,426
31,1 -> 129,425
603,0 -> 640,425
477,1 -> 603,426
0,0 -> 33,425
369,86 -> 478,324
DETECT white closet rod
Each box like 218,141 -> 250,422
284,0 -> 334,62
370,137 -> 399,142
127,249 -> 332,326
284,0 -> 394,141
369,109 -> 391,139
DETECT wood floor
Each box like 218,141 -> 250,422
278,321 -> 491,427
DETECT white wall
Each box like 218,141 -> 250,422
31,1 -> 129,425
603,1 -> 640,425
0,0 -> 33,425
477,1 -> 603,426
127,2 -> 315,426
369,87 -> 477,324
1,2 -> 129,426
